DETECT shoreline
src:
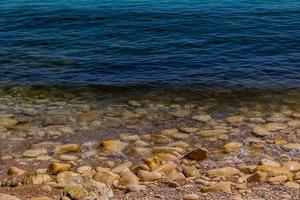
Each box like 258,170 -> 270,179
0,92 -> 299,199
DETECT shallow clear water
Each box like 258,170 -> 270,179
0,0 -> 300,90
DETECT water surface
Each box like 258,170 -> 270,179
0,0 -> 299,90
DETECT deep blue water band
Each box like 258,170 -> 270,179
0,0 -> 300,89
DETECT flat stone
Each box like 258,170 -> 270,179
126,184 -> 146,192
131,147 -> 152,155
168,141 -> 189,149
292,112 -> 300,118
184,148 -> 208,161
226,116 -> 245,123
59,154 -> 79,161
284,182 -> 300,189
23,148 -> 47,158
111,161 -> 133,174
57,171 -> 80,185
198,129 -> 228,137
265,123 -> 288,131
120,134 -> 140,142
182,166 -> 200,177
76,166 -> 93,174
54,144 -> 80,154
0,117 -> 17,127
260,159 -> 280,167
257,165 -> 290,176
172,133 -> 190,139
282,143 -> 300,151
268,175 -> 288,183
183,194 -> 199,200
247,171 -> 267,183
252,126 -> 271,136
145,156 -> 160,170
151,134 -> 172,144
179,127 -> 199,133
7,166 -> 25,176
224,142 -> 243,153
267,113 -> 289,122
30,197 -> 51,200
138,170 -> 163,182
154,146 -> 184,154
0,194 -> 21,200
288,120 -> 300,127
201,181 -> 232,193
166,171 -> 185,181
192,115 -> 211,122
119,168 -> 139,186
282,161 -> 300,172
131,164 -> 150,174
155,153 -> 178,161
154,162 -> 177,175
49,162 -> 71,174
93,170 -> 120,185
25,174 -> 52,185
207,167 -> 240,177
99,140 -> 128,152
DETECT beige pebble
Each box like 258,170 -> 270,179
183,193 -> 199,200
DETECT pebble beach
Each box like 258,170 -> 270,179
0,87 -> 299,200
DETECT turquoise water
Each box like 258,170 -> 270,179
0,0 -> 300,90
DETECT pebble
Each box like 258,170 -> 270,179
226,116 -> 244,123
99,140 -> 128,152
224,142 -> 243,153
93,169 -> 120,185
268,175 -> 288,183
23,148 -> 48,158
119,168 -> 139,186
265,122 -> 288,131
252,126 -> 271,136
126,184 -> 147,192
192,115 -> 211,122
59,154 -> 79,161
183,194 -> 199,200
54,144 -> 80,154
29,197 -> 51,200
111,161 -> 133,174
138,170 -> 163,182
0,194 -> 21,200
257,165 -> 290,176
154,162 -> 177,174
198,129 -> 228,137
182,166 -> 200,177
7,166 -> 25,176
49,162 -> 71,174
247,171 -> 267,183
201,181 -> 232,193
281,143 -> 300,151
0,117 -> 17,127
260,159 -> 280,167
184,147 -> 208,161
207,167 -> 240,177
284,182 -> 300,189
195,178 -> 210,186
282,161 -> 300,172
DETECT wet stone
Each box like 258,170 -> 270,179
184,148 -> 208,161
49,162 -> 72,174
23,148 -> 48,158
198,129 -> 228,137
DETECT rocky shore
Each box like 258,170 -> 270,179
0,90 -> 300,200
